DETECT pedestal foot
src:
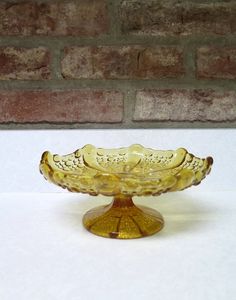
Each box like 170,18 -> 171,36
82,195 -> 164,239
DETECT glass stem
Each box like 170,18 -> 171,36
112,194 -> 134,208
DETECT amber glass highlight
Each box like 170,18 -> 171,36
40,144 -> 213,239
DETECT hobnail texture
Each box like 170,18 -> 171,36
40,144 -> 213,239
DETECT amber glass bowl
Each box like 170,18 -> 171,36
39,144 -> 213,239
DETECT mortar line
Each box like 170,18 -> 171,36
1,35 -> 236,47
1,0 -> 235,3
122,89 -> 136,126
107,0 -> 121,38
0,121 -> 235,130
0,79 -> 236,91
183,44 -> 197,80
50,46 -> 63,80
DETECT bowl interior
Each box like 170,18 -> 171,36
49,144 -> 188,177
40,144 -> 213,196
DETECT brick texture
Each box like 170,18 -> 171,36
0,47 -> 50,80
197,47 -> 236,79
61,46 -> 184,79
133,90 -> 236,122
0,0 -> 235,127
0,1 -> 108,36
120,0 -> 236,36
0,90 -> 123,123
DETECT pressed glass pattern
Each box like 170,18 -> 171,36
40,144 -> 213,239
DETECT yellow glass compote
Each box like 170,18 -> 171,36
40,144 -> 213,239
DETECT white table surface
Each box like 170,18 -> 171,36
0,191 -> 236,300
0,129 -> 235,299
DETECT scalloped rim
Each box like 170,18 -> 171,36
40,144 -> 189,174
39,144 -> 213,196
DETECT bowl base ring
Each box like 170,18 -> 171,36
82,195 -> 164,239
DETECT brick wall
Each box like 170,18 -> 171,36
0,0 -> 236,128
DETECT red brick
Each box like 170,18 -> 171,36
0,47 -> 50,80
0,1 -> 108,36
0,90 -> 123,123
133,90 -> 236,122
197,47 -> 236,79
120,0 -> 236,36
61,46 -> 184,79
